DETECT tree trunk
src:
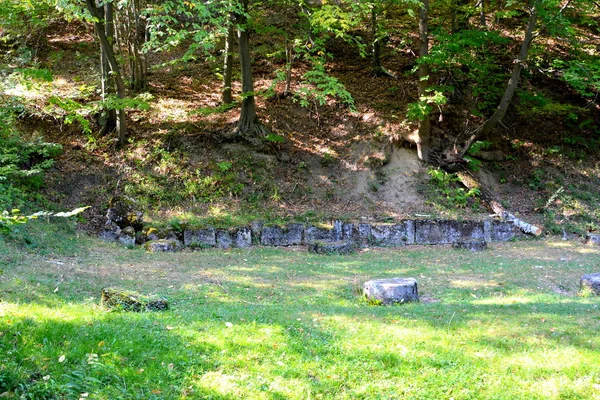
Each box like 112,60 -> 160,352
477,0 -> 487,28
100,2 -> 117,135
284,39 -> 293,96
371,5 -> 382,74
455,3 -> 538,160
479,4 -> 537,137
456,171 -> 542,236
416,0 -> 431,162
86,0 -> 128,145
223,19 -> 234,104
235,0 -> 264,138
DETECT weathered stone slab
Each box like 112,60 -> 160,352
99,222 -> 121,242
261,224 -> 304,246
101,287 -> 169,312
250,221 -> 263,243
305,221 -> 343,243
363,278 -> 419,305
183,228 -> 216,247
342,223 -> 356,241
144,239 -> 179,252
216,230 -> 234,249
308,241 -> 355,255
490,221 -> 519,242
358,223 -> 372,241
235,227 -> 252,248
452,241 -> 487,252
415,220 -> 485,245
371,221 -> 414,246
580,272 -> 600,294
585,234 -> 600,245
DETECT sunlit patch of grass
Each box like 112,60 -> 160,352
2,232 -> 600,398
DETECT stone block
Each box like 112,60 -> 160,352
106,195 -> 144,230
261,224 -> 304,246
183,228 -> 216,247
585,233 -> 600,245
308,241 -> 355,255
358,223 -> 372,241
144,239 -> 179,252
305,221 -> 343,243
452,241 -> 487,252
490,221 -> 518,242
415,220 -> 485,245
363,278 -> 419,305
216,230 -> 234,249
99,222 -> 121,242
235,227 -> 252,248
101,287 -> 169,312
342,223 -> 356,242
118,226 -> 136,247
250,221 -> 263,240
581,272 -> 600,295
371,221 -> 414,246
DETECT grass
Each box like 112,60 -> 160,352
1,222 -> 600,399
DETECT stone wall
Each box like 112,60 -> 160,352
105,219 -> 524,250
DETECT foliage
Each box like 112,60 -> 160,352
407,89 -> 447,121
0,0 -> 58,47
427,168 -> 480,208
423,29 -> 510,114
0,206 -> 89,232
0,96 -> 62,211
553,58 -> 600,100
46,94 -> 151,136
296,60 -> 356,110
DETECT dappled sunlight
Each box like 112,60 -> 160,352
150,98 -> 196,124
450,278 -> 501,289
196,371 -> 240,396
473,296 -> 537,305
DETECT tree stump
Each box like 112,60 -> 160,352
363,278 -> 419,305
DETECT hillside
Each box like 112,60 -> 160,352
1,6 -> 599,237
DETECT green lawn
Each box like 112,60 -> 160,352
1,222 -> 600,399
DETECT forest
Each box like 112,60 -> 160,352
2,2 -> 600,399
0,0 -> 599,234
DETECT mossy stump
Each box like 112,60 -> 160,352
101,288 -> 169,312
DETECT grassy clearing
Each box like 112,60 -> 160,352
1,223 -> 600,399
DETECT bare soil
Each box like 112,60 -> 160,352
13,20 -> 599,234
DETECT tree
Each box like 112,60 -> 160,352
222,17 -> 235,105
234,0 -> 267,139
84,0 -> 128,145
415,0 -> 431,162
